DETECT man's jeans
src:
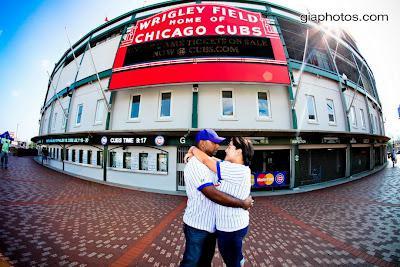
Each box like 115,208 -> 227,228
0,152 -> 8,168
216,226 -> 248,267
180,224 -> 216,267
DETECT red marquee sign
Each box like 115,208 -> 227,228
109,3 -> 290,89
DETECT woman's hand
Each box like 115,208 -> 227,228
188,146 -> 196,154
184,150 -> 194,163
184,146 -> 197,163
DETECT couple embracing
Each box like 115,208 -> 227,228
180,129 -> 254,267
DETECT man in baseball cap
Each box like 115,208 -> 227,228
195,128 -> 226,144
180,129 -> 253,267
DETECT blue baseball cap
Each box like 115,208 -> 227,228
195,129 -> 225,144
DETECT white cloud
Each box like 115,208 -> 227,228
11,90 -> 20,97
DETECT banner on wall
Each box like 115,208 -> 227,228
109,3 -> 290,89
251,171 -> 288,188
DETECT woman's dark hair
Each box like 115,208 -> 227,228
231,137 -> 254,166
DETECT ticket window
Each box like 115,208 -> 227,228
250,150 -> 290,173
216,149 -> 290,173
250,150 -> 290,190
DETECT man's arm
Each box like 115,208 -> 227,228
201,185 -> 253,210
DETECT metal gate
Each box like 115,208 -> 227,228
177,146 -> 190,191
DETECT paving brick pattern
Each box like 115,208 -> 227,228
0,156 -> 399,266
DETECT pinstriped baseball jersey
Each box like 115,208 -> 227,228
216,161 -> 251,232
183,157 -> 218,233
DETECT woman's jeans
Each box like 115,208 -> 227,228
216,226 -> 249,267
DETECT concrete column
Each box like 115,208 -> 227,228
370,145 -> 374,170
62,145 -> 66,171
346,144 -> 351,177
291,144 -> 300,188
191,88 -> 198,128
103,145 -> 108,182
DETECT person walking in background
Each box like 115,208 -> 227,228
186,136 -> 254,267
391,148 -> 397,167
42,147 -> 49,164
0,137 -> 11,169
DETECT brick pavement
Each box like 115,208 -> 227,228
0,156 -> 399,266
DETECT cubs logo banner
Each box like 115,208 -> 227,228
109,3 -> 290,89
252,171 -> 288,188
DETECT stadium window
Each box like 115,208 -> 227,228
109,152 -> 116,168
374,115 -> 380,135
97,151 -> 102,166
76,104 -> 83,126
350,106 -> 357,127
91,28 -> 123,48
257,91 -> 271,119
123,152 -> 131,169
71,149 -> 76,162
63,45 -> 86,66
129,95 -> 141,119
306,95 -> 317,122
94,99 -> 105,125
325,37 -> 361,86
354,56 -> 375,96
87,150 -> 92,165
65,149 -> 69,161
159,92 -> 171,118
359,109 -> 366,129
370,114 -> 375,133
309,49 -> 333,70
62,114 -> 66,129
157,153 -> 168,172
79,150 -> 83,163
139,153 -> 148,171
326,99 -> 336,124
221,90 -> 235,117
277,18 -> 334,71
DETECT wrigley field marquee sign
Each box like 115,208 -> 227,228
109,3 -> 289,89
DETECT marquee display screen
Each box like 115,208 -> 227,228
123,36 -> 274,66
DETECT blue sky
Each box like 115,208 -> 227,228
0,0 -> 399,141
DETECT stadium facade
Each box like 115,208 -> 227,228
32,0 -> 389,192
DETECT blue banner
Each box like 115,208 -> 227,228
251,171 -> 288,188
